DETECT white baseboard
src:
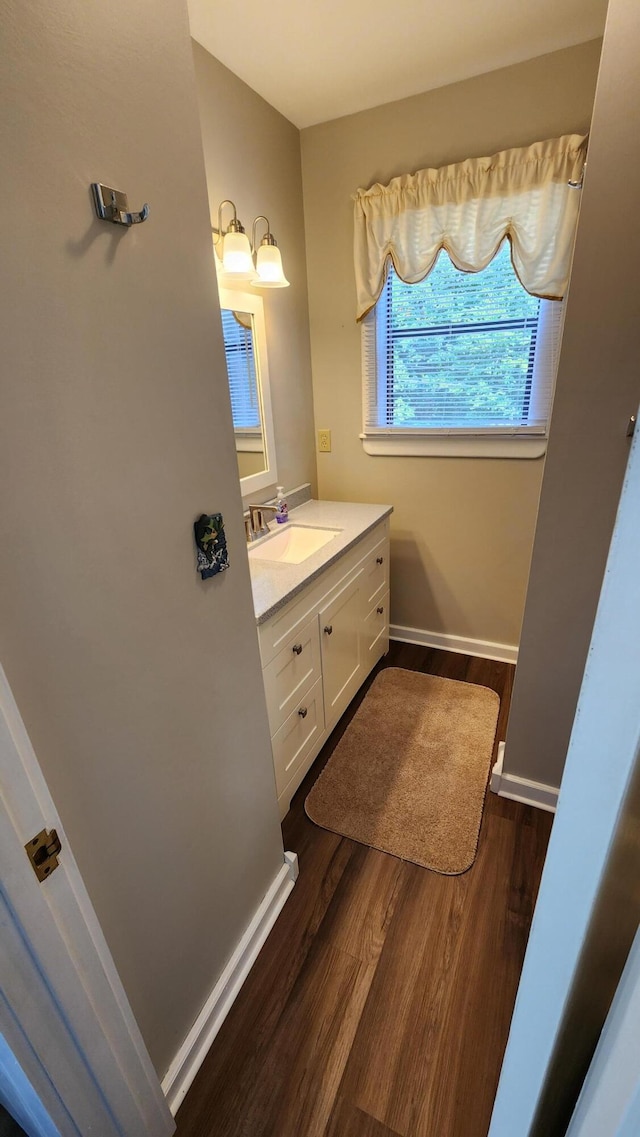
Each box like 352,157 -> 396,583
161,852 -> 298,1116
390,624 -> 518,665
491,741 -> 558,813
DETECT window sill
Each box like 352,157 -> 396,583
235,432 -> 263,453
360,434 -> 547,459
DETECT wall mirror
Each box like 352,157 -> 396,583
218,286 -> 277,496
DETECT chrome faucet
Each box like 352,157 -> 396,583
245,503 -> 279,542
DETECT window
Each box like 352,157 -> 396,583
361,243 -> 563,457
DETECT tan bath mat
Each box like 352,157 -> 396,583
305,668 -> 500,874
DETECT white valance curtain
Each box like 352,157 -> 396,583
353,134 -> 587,321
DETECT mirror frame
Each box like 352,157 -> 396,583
218,286 -> 278,498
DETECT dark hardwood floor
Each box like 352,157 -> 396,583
176,643 -> 553,1137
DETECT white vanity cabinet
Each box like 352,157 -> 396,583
257,518 -> 390,818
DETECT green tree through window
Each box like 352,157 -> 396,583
382,243 -> 542,429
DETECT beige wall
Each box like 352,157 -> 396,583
503,1 -> 640,790
192,42 -> 317,502
0,0 -> 284,1078
301,41 -> 602,648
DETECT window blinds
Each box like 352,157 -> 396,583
362,246 -> 563,437
220,309 -> 261,431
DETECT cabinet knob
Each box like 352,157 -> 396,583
377,606 -> 384,615
324,624 -> 333,636
292,643 -> 303,655
298,706 -> 308,718
376,556 -> 384,565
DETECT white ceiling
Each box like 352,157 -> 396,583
188,0 -> 608,129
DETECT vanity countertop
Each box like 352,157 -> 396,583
248,499 -> 393,624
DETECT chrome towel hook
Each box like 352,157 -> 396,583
91,183 -> 150,227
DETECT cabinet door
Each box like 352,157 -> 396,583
319,571 -> 363,733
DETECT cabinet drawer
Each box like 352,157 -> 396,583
262,616 -> 321,735
361,536 -> 390,609
363,590 -> 390,666
271,677 -> 325,796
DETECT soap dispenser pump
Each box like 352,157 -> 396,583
275,486 -> 289,524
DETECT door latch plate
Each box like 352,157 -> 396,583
25,828 -> 62,882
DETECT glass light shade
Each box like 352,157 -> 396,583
221,230 -> 256,280
254,243 -> 290,288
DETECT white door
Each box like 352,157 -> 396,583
566,925 -> 640,1137
0,663 -> 174,1137
488,409 -> 640,1135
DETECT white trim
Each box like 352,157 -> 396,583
0,1018 -> 63,1137
218,286 -> 277,497
235,430 -> 263,453
491,741 -> 558,813
162,852 -> 299,1116
390,624 -> 519,665
361,434 -> 546,458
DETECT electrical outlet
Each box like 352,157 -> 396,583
318,429 -> 332,453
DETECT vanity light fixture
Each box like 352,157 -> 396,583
214,200 -> 257,282
252,216 -> 290,289
212,201 -> 289,288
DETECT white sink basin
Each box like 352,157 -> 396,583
248,523 -> 341,565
